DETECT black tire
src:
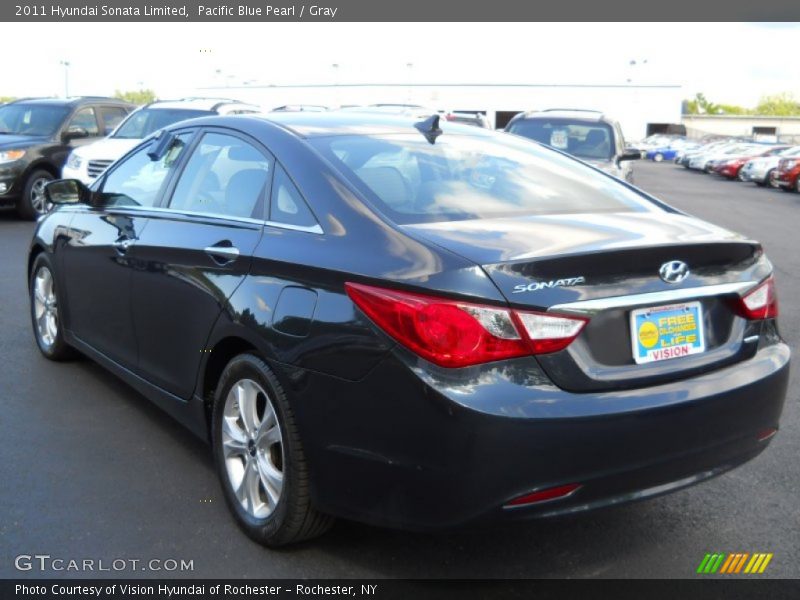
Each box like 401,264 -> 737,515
211,353 -> 333,546
17,169 -> 54,220
766,169 -> 779,189
29,253 -> 76,360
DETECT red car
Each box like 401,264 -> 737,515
773,156 -> 800,192
713,146 -> 789,180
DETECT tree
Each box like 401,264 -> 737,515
113,89 -> 156,105
683,93 -> 721,115
754,93 -> 800,116
0,96 -> 16,104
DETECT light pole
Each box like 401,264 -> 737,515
627,58 -> 649,139
406,62 -> 414,104
331,63 -> 340,107
59,60 -> 71,98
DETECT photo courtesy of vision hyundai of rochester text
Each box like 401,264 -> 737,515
29,111 -> 789,546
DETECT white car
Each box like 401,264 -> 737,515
740,145 -> 800,186
62,98 -> 261,184
688,143 -> 759,171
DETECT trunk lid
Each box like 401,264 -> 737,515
404,212 -> 770,392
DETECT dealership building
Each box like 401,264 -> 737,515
197,82 -> 684,141
682,114 -> 800,143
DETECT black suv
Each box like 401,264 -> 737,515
0,97 -> 134,219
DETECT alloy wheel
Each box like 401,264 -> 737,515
30,177 -> 53,215
221,378 -> 284,519
33,266 -> 58,348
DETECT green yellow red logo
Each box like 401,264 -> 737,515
697,552 -> 773,574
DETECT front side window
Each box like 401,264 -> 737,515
168,132 -> 271,219
508,118 -> 616,160
67,108 -> 100,136
99,133 -> 191,207
312,132 -> 659,225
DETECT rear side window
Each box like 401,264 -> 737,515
269,165 -> 319,229
168,132 -> 272,219
311,132 -> 658,225
508,118 -> 615,160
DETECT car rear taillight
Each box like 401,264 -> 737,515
504,483 -> 582,508
736,277 -> 778,320
345,283 -> 588,368
513,311 -> 588,354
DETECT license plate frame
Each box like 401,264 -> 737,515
630,301 -> 705,365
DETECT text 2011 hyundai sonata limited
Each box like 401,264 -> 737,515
29,113 -> 789,546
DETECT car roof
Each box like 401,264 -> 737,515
8,96 -> 131,107
176,111 -> 492,139
516,109 -> 609,123
145,97 -> 258,111
265,111 -> 494,138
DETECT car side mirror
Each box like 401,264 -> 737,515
618,149 -> 641,162
62,127 -> 90,142
44,179 -> 92,206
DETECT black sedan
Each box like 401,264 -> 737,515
29,112 -> 790,546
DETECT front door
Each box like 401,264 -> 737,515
60,132 -> 192,368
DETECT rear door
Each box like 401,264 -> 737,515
128,128 -> 272,398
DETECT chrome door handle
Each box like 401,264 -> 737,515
204,245 -> 240,262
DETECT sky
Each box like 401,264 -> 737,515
1,22 -> 797,107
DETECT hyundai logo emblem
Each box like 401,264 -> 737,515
659,260 -> 690,284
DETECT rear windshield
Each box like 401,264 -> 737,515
311,132 -> 658,225
507,118 -> 616,160
113,108 -> 212,139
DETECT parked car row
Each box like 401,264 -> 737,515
655,136 -> 800,193
0,96 -> 264,219
0,96 -> 135,218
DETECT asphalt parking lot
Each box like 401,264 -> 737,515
0,160 -> 798,579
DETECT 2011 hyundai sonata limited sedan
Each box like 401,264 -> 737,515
29,112 -> 790,546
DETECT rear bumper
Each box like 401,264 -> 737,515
286,339 -> 790,530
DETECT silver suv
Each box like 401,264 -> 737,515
505,109 -> 640,182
